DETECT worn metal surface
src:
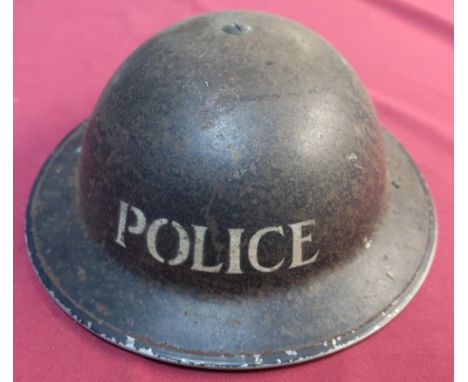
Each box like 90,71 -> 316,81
25,11 -> 436,369
80,11 -> 386,278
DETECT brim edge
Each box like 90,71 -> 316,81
24,122 -> 438,370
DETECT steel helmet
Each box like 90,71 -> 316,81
26,10 -> 436,369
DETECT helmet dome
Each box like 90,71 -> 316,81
79,11 -> 386,278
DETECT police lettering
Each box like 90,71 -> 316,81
115,200 -> 319,274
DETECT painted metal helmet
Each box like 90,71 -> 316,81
26,10 -> 436,369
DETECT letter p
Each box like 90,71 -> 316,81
115,200 -> 147,247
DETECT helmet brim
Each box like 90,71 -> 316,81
25,121 -> 436,369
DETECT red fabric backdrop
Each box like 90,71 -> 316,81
14,0 -> 453,380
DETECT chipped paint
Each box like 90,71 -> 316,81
253,354 -> 263,365
363,237 -> 372,249
347,152 -> 357,161
30,247 -> 418,370
48,290 -> 72,315
125,336 -> 136,350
